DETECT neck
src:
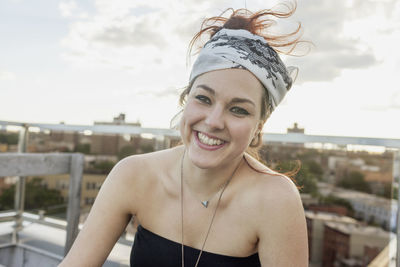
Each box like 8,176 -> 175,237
181,150 -> 243,200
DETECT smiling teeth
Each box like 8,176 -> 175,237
198,132 -> 223,146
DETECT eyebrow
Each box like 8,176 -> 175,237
196,84 -> 256,106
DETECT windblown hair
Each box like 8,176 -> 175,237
187,1 -> 303,59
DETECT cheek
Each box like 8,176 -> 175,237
181,101 -> 203,123
230,120 -> 258,143
180,103 -> 200,139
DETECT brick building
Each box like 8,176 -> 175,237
305,211 -> 358,266
322,221 -> 391,267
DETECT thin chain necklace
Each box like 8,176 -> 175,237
182,170 -> 226,208
180,150 -> 242,267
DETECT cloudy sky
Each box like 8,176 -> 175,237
1,0 -> 399,139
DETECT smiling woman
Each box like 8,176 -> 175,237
180,69 -> 264,170
59,1 -> 308,267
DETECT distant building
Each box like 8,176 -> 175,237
317,183 -> 397,231
287,122 -> 304,134
0,143 -> 7,152
305,211 -> 359,266
39,174 -> 107,211
94,113 -> 141,126
327,154 -> 393,187
322,221 -> 392,267
334,189 -> 396,231
307,204 -> 349,217
20,114 -> 160,156
284,122 -> 305,148
300,193 -> 319,206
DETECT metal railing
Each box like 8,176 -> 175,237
0,153 -> 83,256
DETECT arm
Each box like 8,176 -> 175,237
59,157 -> 140,267
257,176 -> 309,266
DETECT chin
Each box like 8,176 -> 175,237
186,148 -> 221,169
186,143 -> 245,171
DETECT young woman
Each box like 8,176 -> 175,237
60,3 -> 309,267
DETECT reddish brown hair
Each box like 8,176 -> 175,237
188,1 -> 304,59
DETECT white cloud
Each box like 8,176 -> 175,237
59,0 -> 88,19
61,3 -> 173,69
59,1 -> 77,17
363,92 -> 400,111
283,0 -> 398,83
0,71 -> 16,81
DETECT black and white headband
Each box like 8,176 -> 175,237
189,28 -> 298,113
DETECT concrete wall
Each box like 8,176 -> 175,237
349,231 -> 390,258
310,219 -> 325,264
0,245 -> 61,267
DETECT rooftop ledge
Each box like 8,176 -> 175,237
0,211 -> 133,267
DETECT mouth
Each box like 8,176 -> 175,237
194,131 -> 226,148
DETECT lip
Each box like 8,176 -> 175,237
194,131 -> 227,151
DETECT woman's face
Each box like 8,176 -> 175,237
180,68 -> 264,169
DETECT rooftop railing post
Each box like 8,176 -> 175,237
165,136 -> 171,149
155,135 -> 165,151
64,153 -> 84,256
12,124 -> 29,244
395,150 -> 400,267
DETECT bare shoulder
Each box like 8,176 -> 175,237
243,155 -> 308,266
244,153 -> 303,224
243,153 -> 300,203
110,145 -> 183,185
250,174 -> 302,218
59,146 -> 184,267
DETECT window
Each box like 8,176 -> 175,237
85,197 -> 95,205
86,182 -> 97,190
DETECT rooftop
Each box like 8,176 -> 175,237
0,212 -> 133,266
305,210 -> 359,224
318,182 -> 397,211
325,221 -> 394,239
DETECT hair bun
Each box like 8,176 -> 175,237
188,2 -> 306,58
222,16 -> 252,32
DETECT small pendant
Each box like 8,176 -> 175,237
201,201 -> 209,208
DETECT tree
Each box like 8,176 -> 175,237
93,160 -> 115,174
0,177 -> 64,212
319,194 -> 354,216
275,160 -> 318,196
382,183 -> 392,199
393,186 -> 398,200
74,143 -> 91,154
337,170 -> 371,193
0,132 -> 18,145
304,160 -> 324,180
118,145 -> 135,160
140,144 -> 154,154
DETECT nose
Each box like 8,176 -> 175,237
204,105 -> 225,130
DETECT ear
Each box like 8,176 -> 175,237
254,120 -> 264,137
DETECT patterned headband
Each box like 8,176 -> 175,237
189,28 -> 298,113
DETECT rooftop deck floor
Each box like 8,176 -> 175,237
0,216 -> 133,267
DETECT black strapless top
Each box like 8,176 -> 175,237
130,225 -> 261,267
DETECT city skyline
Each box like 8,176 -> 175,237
1,0 -> 399,139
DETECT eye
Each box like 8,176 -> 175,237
195,95 -> 211,104
230,106 -> 250,116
